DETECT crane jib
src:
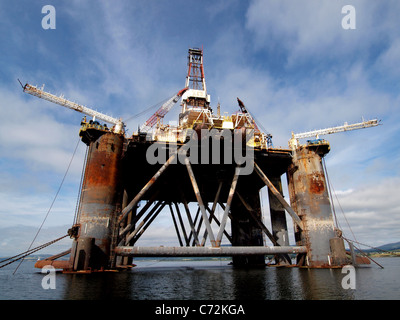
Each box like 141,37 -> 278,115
23,83 -> 122,128
293,119 -> 380,140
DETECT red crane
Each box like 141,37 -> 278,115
140,88 -> 188,132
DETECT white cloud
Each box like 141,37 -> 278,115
374,38 -> 400,79
0,225 -> 73,257
245,0 -> 400,68
0,87 -> 86,175
0,87 -> 86,236
330,177 -> 400,246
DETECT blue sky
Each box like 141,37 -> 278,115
1,0 -> 399,256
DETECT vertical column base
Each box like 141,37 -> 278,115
231,192 -> 265,268
329,237 -> 348,266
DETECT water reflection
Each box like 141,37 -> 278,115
61,261 -> 362,300
3,258 -> 397,300
272,267 -> 301,299
231,268 -> 268,299
64,272 -> 133,299
297,268 -> 355,300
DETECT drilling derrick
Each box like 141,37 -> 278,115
179,48 -> 212,129
183,48 -> 209,107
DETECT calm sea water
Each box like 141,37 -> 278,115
0,257 -> 399,301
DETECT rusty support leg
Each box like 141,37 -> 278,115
287,146 -> 341,267
70,132 -> 124,271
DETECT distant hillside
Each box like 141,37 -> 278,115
362,241 -> 400,253
375,241 -> 400,251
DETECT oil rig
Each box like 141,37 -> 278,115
22,48 -> 379,272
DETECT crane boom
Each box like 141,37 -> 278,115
236,97 -> 259,130
140,88 -> 187,132
293,119 -> 380,140
23,83 -> 124,133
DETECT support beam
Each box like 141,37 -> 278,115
180,191 -> 200,246
201,181 -> 223,246
236,192 -> 276,245
205,206 -> 232,244
174,202 -> 190,246
266,176 -> 290,265
119,190 -> 160,238
230,191 -> 265,266
169,203 -> 184,247
216,167 -> 240,246
235,192 -> 292,265
190,207 -> 201,246
254,162 -> 303,230
115,245 -> 307,257
185,157 -> 216,246
129,202 -> 167,245
124,201 -> 163,245
118,151 -> 178,223
267,176 -> 289,248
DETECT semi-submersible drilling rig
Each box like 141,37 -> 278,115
23,48 -> 378,272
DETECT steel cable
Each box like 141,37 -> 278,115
0,235 -> 68,269
12,138 -> 80,274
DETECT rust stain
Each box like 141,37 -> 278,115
309,173 -> 325,194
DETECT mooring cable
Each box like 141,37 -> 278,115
12,138 -> 80,274
73,144 -> 89,225
322,157 -> 359,243
0,235 -> 68,269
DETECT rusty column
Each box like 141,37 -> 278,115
70,130 -> 124,271
287,143 -> 344,267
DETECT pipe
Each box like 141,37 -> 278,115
115,245 -> 307,257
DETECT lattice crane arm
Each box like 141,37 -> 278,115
22,83 -> 125,133
140,87 -> 188,133
293,119 -> 380,140
289,118 -> 380,150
